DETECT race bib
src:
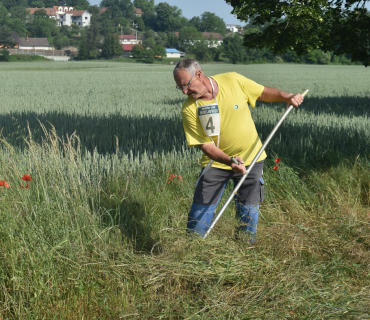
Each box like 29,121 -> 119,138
197,103 -> 220,138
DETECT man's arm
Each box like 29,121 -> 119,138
199,143 -> 246,174
257,86 -> 304,108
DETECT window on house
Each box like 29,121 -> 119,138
85,17 -> 87,19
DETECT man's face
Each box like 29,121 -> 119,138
174,69 -> 204,99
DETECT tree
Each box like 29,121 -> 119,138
27,9 -> 58,38
100,0 -> 135,19
222,34 -> 247,64
199,12 -> 227,36
131,43 -> 144,58
189,12 -> 227,35
153,44 -> 165,58
53,33 -> 69,49
0,25 -> 14,46
178,26 -> 202,51
226,0 -> 370,66
133,0 -> 154,14
77,16 -> 101,59
101,33 -> 122,59
155,2 -> 187,32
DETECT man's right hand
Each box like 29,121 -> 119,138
230,156 -> 246,174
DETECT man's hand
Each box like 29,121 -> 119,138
287,93 -> 304,108
230,156 -> 246,174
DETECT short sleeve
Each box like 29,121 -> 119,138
235,73 -> 264,108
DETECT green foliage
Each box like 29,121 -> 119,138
0,48 -> 9,61
222,34 -> 246,64
133,0 -> 154,14
130,43 -> 144,58
155,2 -> 187,32
100,0 -> 135,19
52,33 -> 69,49
226,0 -> 370,67
77,16 -> 101,60
101,33 -> 122,59
189,11 -> 227,36
178,26 -> 202,52
27,9 -> 58,38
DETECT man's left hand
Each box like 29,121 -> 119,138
287,93 -> 304,108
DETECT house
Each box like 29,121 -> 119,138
135,8 -> 143,17
226,24 -> 239,33
58,10 -> 91,27
165,48 -> 184,58
201,33 -> 224,47
99,7 -> 108,14
121,44 -> 134,57
118,35 -> 141,45
173,32 -> 224,47
26,6 -> 74,20
26,7 -> 58,19
18,36 -> 51,50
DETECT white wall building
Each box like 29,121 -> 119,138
226,24 -> 239,33
18,37 -> 52,50
58,10 -> 91,27
118,35 -> 141,45
165,48 -> 184,58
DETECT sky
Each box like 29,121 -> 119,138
88,0 -> 244,25
153,0 -> 244,25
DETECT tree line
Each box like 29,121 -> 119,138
0,0 -> 368,65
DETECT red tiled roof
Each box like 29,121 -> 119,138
118,35 -> 136,39
135,8 -> 143,14
202,32 -> 224,40
122,44 -> 134,51
26,8 -> 56,15
173,32 -> 224,40
99,7 -> 108,13
19,37 -> 49,47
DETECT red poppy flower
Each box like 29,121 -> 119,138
21,184 -> 30,189
0,181 -> 4,186
3,182 -> 9,188
275,158 -> 281,163
273,165 -> 279,170
22,175 -> 32,181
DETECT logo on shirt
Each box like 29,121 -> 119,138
233,105 -> 239,110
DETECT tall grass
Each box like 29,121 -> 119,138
0,62 -> 369,318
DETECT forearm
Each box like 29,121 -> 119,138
257,86 -> 293,104
199,143 -> 232,166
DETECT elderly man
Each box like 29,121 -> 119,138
173,59 -> 304,241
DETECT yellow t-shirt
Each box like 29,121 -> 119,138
181,72 -> 266,169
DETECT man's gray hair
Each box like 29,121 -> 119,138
173,59 -> 203,77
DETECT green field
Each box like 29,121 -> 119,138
0,61 -> 369,319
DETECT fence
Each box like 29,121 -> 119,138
7,48 -> 78,58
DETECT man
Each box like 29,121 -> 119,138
173,59 -> 304,241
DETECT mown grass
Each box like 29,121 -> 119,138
0,62 -> 369,318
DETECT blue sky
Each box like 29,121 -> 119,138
88,0 -> 244,25
153,0 -> 244,25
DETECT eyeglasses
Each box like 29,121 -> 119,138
176,73 -> 195,91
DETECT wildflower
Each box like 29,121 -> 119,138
0,181 -> 9,188
273,165 -> 279,170
22,175 -> 32,181
275,158 -> 281,163
20,184 -> 30,189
